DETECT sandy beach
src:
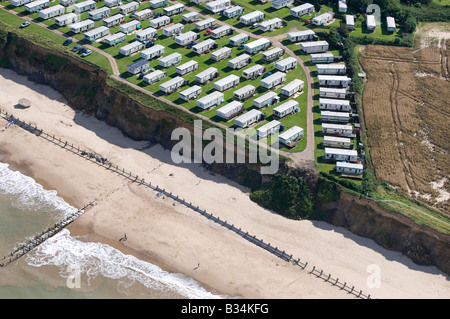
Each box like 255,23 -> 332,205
0,68 -> 449,299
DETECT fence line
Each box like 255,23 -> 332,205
0,109 -> 371,299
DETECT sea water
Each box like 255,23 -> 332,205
0,162 -> 222,299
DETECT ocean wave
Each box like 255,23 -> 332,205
0,162 -> 77,218
26,229 -> 225,299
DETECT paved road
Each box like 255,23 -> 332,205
1,2 -> 316,169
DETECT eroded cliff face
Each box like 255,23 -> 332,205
320,192 -> 450,275
1,31 -> 449,276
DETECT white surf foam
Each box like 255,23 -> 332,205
0,162 -> 77,218
27,229 -> 225,299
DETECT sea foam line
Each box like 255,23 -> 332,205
27,229 -> 225,299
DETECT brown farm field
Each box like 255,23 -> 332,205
358,24 -> 449,215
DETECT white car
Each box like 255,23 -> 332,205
81,50 -> 92,57
20,21 -> 30,28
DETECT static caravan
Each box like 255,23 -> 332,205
163,3 -> 185,16
163,23 -> 184,37
174,31 -> 199,46
323,136 -> 352,149
214,74 -> 240,92
261,47 -> 284,63
206,0 -> 231,14
319,98 -> 351,111
120,20 -> 141,34
323,148 -> 357,162
278,126 -> 304,146
317,75 -> 351,88
118,1 -> 139,15
242,64 -> 266,80
316,64 -> 347,75
149,0 -> 168,9
235,109 -> 264,128
310,53 -> 335,64
127,59 -> 150,75
227,54 -> 252,70
259,18 -> 283,32
253,91 -> 280,109
211,25 -> 233,39
83,26 -> 110,43
143,70 -> 167,84
338,0 -> 347,13
216,101 -> 244,120
59,0 -> 76,6
191,0 -> 212,4
386,16 -> 396,32
195,18 -> 216,31
287,30 -> 316,43
280,79 -> 304,97
319,87 -> 348,99
104,0 -> 122,8
135,27 -> 158,42
140,44 -> 165,60
134,9 -> 154,21
10,0 -> 34,8
300,40 -> 329,54
182,12 -> 199,23
69,20 -> 95,34
336,162 -> 363,176
39,5 -> 65,20
366,15 -> 376,32
244,38 -> 272,55
271,0 -> 294,10
24,0 -> 50,13
274,57 -> 297,72
321,111 -> 350,123
176,60 -> 199,76
346,15 -> 355,31
229,33 -> 249,47
312,12 -> 334,26
290,3 -> 315,18
239,11 -> 264,26
54,13 -> 79,27
257,120 -> 281,139
223,6 -> 244,19
192,39 -> 217,55
150,15 -> 171,29
233,85 -> 256,101
179,85 -> 202,102
88,7 -> 110,21
211,47 -> 232,62
119,41 -> 144,56
260,72 -> 286,90
273,100 -> 299,119
195,67 -> 219,85
159,52 -> 182,68
73,0 -> 96,14
103,14 -> 125,28
159,76 -> 189,95
197,91 -> 225,110
104,32 -> 126,46
321,123 -> 353,137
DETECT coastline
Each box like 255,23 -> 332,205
0,67 -> 449,299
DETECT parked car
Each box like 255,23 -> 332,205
251,23 -> 259,29
145,41 -> 154,48
63,39 -> 73,46
81,50 -> 92,57
305,19 -> 312,25
20,21 -> 30,28
262,71 -> 272,79
186,41 -> 197,49
138,72 -> 146,79
78,47 -> 87,54
237,44 -> 244,50
204,29 -> 211,36
71,45 -> 82,52
155,12 -> 162,18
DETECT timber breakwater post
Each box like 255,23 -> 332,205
0,108 -> 371,299
0,202 -> 95,268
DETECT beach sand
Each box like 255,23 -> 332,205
0,68 -> 449,299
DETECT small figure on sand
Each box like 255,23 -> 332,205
119,233 -> 127,242
193,263 -> 200,270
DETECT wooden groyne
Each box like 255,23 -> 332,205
0,202 -> 94,268
0,109 -> 371,299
